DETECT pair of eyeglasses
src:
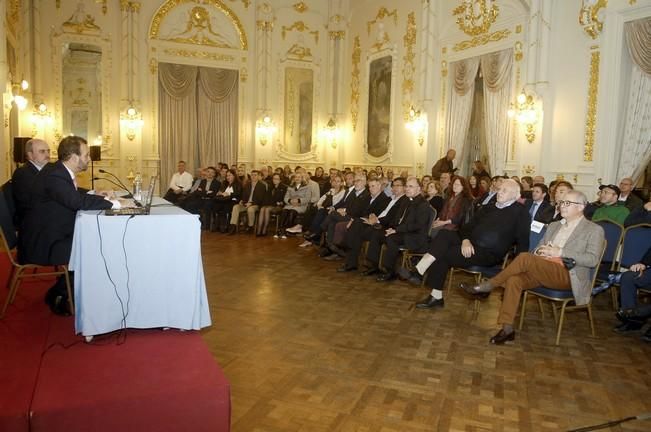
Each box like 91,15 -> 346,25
558,200 -> 583,207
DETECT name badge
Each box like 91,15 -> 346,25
531,220 -> 545,233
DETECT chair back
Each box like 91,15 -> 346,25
528,225 -> 547,252
1,180 -> 15,225
426,205 -> 438,237
620,223 -> 651,268
0,188 -> 17,251
595,220 -> 624,264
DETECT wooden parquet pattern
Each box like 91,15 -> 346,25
199,233 -> 651,431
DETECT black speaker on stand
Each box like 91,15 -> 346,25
90,146 -> 102,190
13,137 -> 31,164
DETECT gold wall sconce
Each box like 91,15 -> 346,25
320,117 -> 340,149
256,114 -> 277,146
406,106 -> 426,146
120,106 -> 143,141
508,88 -> 540,143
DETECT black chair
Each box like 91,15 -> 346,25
0,187 -> 73,318
594,220 -> 624,309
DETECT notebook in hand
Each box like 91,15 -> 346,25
105,176 -> 158,216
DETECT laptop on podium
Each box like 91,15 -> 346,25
105,175 -> 158,216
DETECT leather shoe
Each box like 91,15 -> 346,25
415,295 -> 444,309
613,320 -> 644,333
337,265 -> 357,272
376,272 -> 396,282
227,224 -> 236,235
324,253 -> 342,261
361,267 -> 380,276
459,283 -> 490,299
641,328 -> 651,343
318,247 -> 332,257
489,329 -> 515,345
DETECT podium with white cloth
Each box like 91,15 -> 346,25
69,198 -> 211,336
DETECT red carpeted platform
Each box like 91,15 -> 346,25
0,256 -> 230,432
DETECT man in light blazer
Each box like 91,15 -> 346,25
461,190 -> 605,345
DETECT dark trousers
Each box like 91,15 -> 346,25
309,208 -> 330,235
424,230 -> 501,292
620,270 -> 651,309
365,228 -> 389,268
321,212 -> 349,245
344,220 -> 379,268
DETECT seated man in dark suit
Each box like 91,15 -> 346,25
325,177 -> 391,261
624,196 -> 651,226
319,173 -> 370,258
364,177 -> 431,281
229,169 -> 267,234
474,175 -> 504,214
11,138 -> 51,227
338,177 -> 408,272
181,166 -> 221,229
461,190 -> 605,345
20,136 -> 123,315
416,179 -> 529,310
525,183 -> 554,224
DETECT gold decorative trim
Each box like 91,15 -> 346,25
441,60 -> 448,77
149,0 -> 248,50
240,67 -> 248,82
286,43 -> 312,61
149,58 -> 158,75
579,0 -> 607,40
163,48 -> 236,62
329,31 -> 345,40
453,28 -> 511,52
228,0 -> 250,8
453,0 -> 499,36
293,2 -> 307,13
515,24 -> 522,34
514,41 -> 523,61
584,51 -> 600,162
401,12 -> 417,120
350,36 -> 361,132
442,47 -> 447,54
257,20 -> 274,31
367,7 -> 398,35
282,21 -> 319,44
62,3 -> 102,34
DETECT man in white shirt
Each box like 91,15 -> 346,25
618,177 -> 643,211
164,160 -> 194,204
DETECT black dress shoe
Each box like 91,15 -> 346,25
376,272 -> 396,282
613,320 -> 644,333
642,328 -> 651,343
318,247 -> 332,257
227,224 -> 236,235
489,329 -> 515,345
415,295 -> 444,309
337,265 -> 357,272
361,267 -> 380,276
397,267 -> 422,285
459,283 -> 490,299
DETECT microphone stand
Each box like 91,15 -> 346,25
99,169 -> 133,198
93,177 -> 133,198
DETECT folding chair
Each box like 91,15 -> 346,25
518,241 -> 607,346
594,220 -> 624,309
0,189 -> 73,318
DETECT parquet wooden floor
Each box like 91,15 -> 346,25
199,232 -> 651,432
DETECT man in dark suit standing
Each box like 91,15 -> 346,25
524,183 -> 554,224
11,138 -> 51,227
20,136 -> 118,315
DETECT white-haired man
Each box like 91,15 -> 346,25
11,138 -> 51,225
415,179 -> 530,310
461,190 -> 605,345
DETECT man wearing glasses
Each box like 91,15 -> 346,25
591,184 -> 630,225
461,190 -> 605,345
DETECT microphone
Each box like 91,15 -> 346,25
98,169 -> 134,198
93,176 -> 133,198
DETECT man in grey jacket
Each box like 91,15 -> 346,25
461,190 -> 605,345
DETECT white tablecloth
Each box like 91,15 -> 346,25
69,198 -> 212,336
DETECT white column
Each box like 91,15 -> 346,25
0,0 -> 8,180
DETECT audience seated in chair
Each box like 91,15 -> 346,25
285,168 -> 322,235
474,176 -> 504,214
276,172 -> 313,239
590,184 -> 630,225
362,176 -> 431,281
613,246 -> 651,338
212,169 -> 242,233
256,173 -> 288,237
424,181 -> 445,215
298,173 -> 347,247
415,179 -> 529,311
163,160 -> 194,204
228,170 -> 267,235
549,180 -> 573,222
337,177 -> 408,272
624,197 -> 651,226
11,138 -> 51,230
181,166 -> 220,229
430,176 -> 474,236
617,177 -> 643,212
524,183 -> 554,224
460,190 -> 605,345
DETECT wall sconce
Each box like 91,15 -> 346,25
508,88 -> 539,143
120,106 -> 143,141
256,114 -> 276,146
8,79 -> 30,110
320,117 -> 340,149
406,106 -> 426,146
30,102 -> 53,136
